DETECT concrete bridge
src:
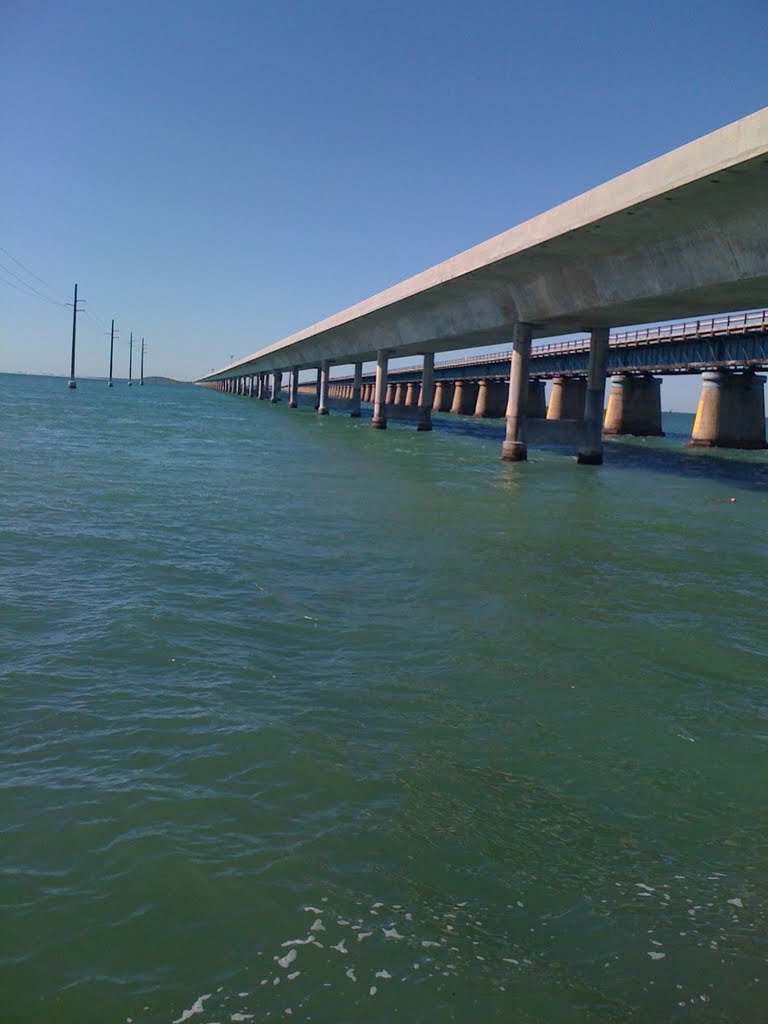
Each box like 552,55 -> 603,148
200,107 -> 768,462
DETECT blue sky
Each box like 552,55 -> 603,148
1,0 -> 767,408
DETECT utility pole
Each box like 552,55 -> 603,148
67,283 -> 84,389
140,337 -> 145,385
128,332 -> 133,386
107,320 -> 116,387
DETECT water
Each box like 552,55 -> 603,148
2,374 -> 767,1024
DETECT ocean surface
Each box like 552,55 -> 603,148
2,373 -> 767,1024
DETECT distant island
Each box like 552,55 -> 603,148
140,376 -> 190,385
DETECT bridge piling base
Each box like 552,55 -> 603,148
528,379 -> 547,418
432,381 -> 454,413
603,374 -> 664,436
688,370 -> 766,449
547,377 -> 586,420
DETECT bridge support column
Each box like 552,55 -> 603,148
450,380 -> 479,415
547,376 -> 586,419
688,370 -> 766,449
501,322 -> 533,461
418,353 -> 434,431
351,362 -> 362,417
528,379 -> 547,418
474,379 -> 506,417
318,362 -> 330,414
603,374 -> 663,436
393,382 -> 405,405
578,327 -> 611,465
271,371 -> 282,403
433,380 -> 454,412
289,367 -> 299,408
474,379 -> 491,417
405,382 -> 419,407
372,350 -> 388,429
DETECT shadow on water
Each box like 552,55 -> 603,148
281,395 -> 768,493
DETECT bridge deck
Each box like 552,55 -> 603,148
201,107 -> 768,381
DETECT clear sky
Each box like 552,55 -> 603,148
2,0 -> 767,408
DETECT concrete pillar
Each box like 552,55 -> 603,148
688,370 -> 766,449
271,371 -> 282,403
433,380 -> 454,412
418,352 -> 434,431
528,379 -> 547,418
450,380 -> 479,415
372,350 -> 388,429
474,379 -> 491,418
385,383 -> 395,404
318,362 -> 330,414
501,321 -> 534,462
603,374 -> 663,436
289,367 -> 299,408
314,368 -> 321,409
393,382 -> 405,405
474,379 -> 507,418
547,377 -> 586,420
405,381 -> 419,407
351,362 -> 362,417
578,327 -> 611,465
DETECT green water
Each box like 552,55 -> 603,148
2,374 -> 767,1024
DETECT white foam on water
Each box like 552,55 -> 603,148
369,986 -> 377,996
277,949 -> 297,969
331,940 -> 347,954
648,952 -> 666,961
727,897 -> 744,908
375,970 -> 392,979
172,994 -> 211,1023
345,968 -> 357,982
357,931 -> 373,942
383,927 -> 403,939
231,1015 -> 254,1022
287,972 -> 300,981
310,919 -> 325,932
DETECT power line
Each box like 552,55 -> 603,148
0,245 -> 70,300
0,265 -> 69,307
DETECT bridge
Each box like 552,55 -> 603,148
201,106 -> 768,462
